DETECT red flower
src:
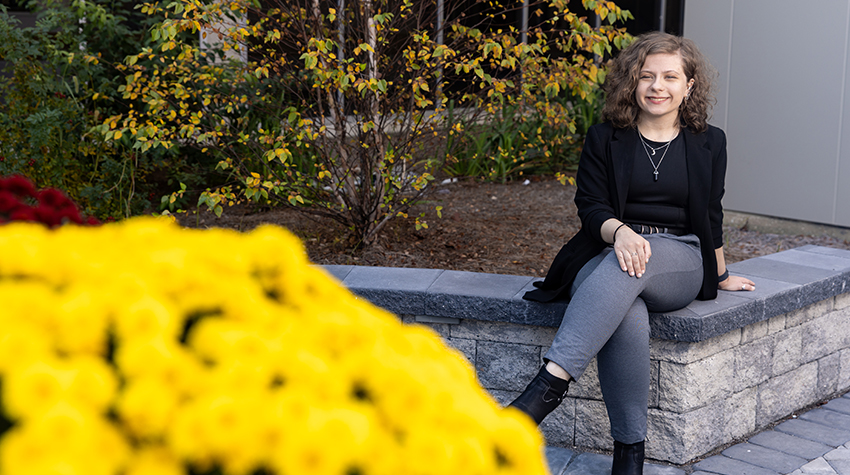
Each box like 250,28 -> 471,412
0,175 -> 100,228
34,206 -> 60,227
37,188 -> 72,208
9,207 -> 37,222
0,175 -> 38,199
56,204 -> 83,224
0,191 -> 23,213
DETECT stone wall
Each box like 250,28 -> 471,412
324,245 -> 850,464
396,293 -> 850,464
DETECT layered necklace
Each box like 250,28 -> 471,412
638,130 -> 677,182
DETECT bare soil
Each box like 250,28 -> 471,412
177,178 -> 850,275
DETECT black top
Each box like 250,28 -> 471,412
623,133 -> 690,230
524,123 -> 728,304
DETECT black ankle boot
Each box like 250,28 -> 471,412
507,365 -> 570,425
611,440 -> 644,475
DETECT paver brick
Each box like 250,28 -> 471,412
799,408 -> 850,432
775,419 -> 850,447
644,464 -> 687,474
693,454 -> 781,475
826,446 -> 850,461
796,457 -> 839,474
824,397 -> 850,415
722,442 -> 807,473
747,430 -> 832,460
824,446 -> 850,475
544,446 -> 576,475
561,453 -> 611,475
829,460 -> 850,475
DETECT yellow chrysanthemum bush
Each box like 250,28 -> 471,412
0,217 -> 547,475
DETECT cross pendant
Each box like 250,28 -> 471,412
653,170 -> 659,181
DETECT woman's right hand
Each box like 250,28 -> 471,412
613,226 -> 652,278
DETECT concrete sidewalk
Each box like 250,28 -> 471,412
546,390 -> 850,475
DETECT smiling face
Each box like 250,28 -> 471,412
635,52 -> 694,126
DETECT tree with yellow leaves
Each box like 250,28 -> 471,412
97,0 -> 631,246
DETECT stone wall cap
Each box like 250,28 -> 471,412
758,248 -> 850,272
323,246 -> 850,342
342,266 -> 443,292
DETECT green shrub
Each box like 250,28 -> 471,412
444,79 -> 608,182
0,0 -> 208,219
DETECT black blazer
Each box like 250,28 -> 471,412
524,122 -> 727,303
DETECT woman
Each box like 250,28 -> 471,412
510,32 -> 756,475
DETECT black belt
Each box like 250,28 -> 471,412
626,223 -> 689,236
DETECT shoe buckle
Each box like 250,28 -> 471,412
541,384 -> 568,403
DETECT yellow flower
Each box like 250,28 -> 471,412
277,404 -> 377,475
0,217 -> 548,475
3,356 -> 117,420
4,359 -> 76,420
124,445 -> 183,475
489,411 -> 549,475
0,320 -> 51,377
115,335 -> 205,396
66,355 -> 118,413
188,317 -> 277,365
54,286 -> 111,355
0,402 -> 129,475
168,392 -> 271,473
0,223 -> 51,281
116,376 -> 180,439
113,294 -> 182,342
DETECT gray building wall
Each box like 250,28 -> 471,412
684,0 -> 850,228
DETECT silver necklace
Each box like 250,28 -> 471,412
638,131 -> 675,182
642,138 -> 671,156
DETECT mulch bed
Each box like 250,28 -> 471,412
178,177 -> 850,276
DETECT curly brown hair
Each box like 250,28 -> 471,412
601,32 -> 716,133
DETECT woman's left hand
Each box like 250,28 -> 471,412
719,275 -> 756,292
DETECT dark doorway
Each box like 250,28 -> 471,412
614,0 -> 685,36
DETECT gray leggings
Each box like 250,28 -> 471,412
544,233 -> 703,444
